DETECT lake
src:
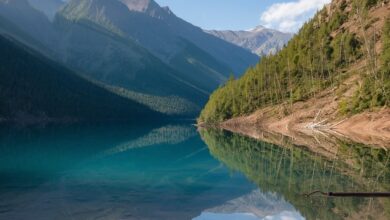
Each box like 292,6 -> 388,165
0,123 -> 389,220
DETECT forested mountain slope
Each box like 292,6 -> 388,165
199,0 -> 390,124
0,34 -> 163,122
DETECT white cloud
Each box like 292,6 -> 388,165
260,0 -> 331,33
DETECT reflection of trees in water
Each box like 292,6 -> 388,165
200,129 -> 390,220
101,125 -> 197,156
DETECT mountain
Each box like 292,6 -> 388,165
0,0 -> 56,48
199,0 -> 390,126
27,0 -> 65,20
53,16 -> 208,102
0,32 -> 163,122
60,0 -> 259,78
206,26 -> 293,56
0,0 -> 259,117
0,0 -> 208,116
121,0 -> 260,75
121,0 -> 169,17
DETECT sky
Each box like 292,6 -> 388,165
155,0 -> 331,33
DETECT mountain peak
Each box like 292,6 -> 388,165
206,26 -> 292,56
119,0 -> 159,13
119,0 -> 174,19
247,25 -> 266,33
161,6 -> 172,15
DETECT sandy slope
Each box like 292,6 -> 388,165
218,87 -> 390,148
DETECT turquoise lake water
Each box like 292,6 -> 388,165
0,123 -> 389,220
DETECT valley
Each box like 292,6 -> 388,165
0,0 -> 389,219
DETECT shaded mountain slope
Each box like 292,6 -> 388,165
58,0 -> 231,94
53,16 -> 208,102
0,0 -> 208,116
27,0 -> 65,20
0,34 -> 163,122
118,0 -> 260,74
0,0 -> 56,48
0,14 -> 51,54
60,0 -> 259,78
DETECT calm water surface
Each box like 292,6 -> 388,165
0,123 -> 389,220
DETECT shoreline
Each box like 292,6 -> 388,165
198,109 -> 390,164
220,108 -> 390,148
199,98 -> 390,149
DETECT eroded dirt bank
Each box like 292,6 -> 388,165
216,88 -> 390,149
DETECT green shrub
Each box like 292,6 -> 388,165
365,0 -> 379,8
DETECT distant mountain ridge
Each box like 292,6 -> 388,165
206,26 -> 293,56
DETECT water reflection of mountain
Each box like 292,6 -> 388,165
199,129 -> 390,220
195,190 -> 304,220
0,124 -> 255,220
0,124 -> 197,177
101,125 -> 198,156
0,124 -> 155,178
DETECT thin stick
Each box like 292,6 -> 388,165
303,191 -> 390,197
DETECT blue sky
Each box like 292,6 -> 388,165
155,0 -> 331,32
